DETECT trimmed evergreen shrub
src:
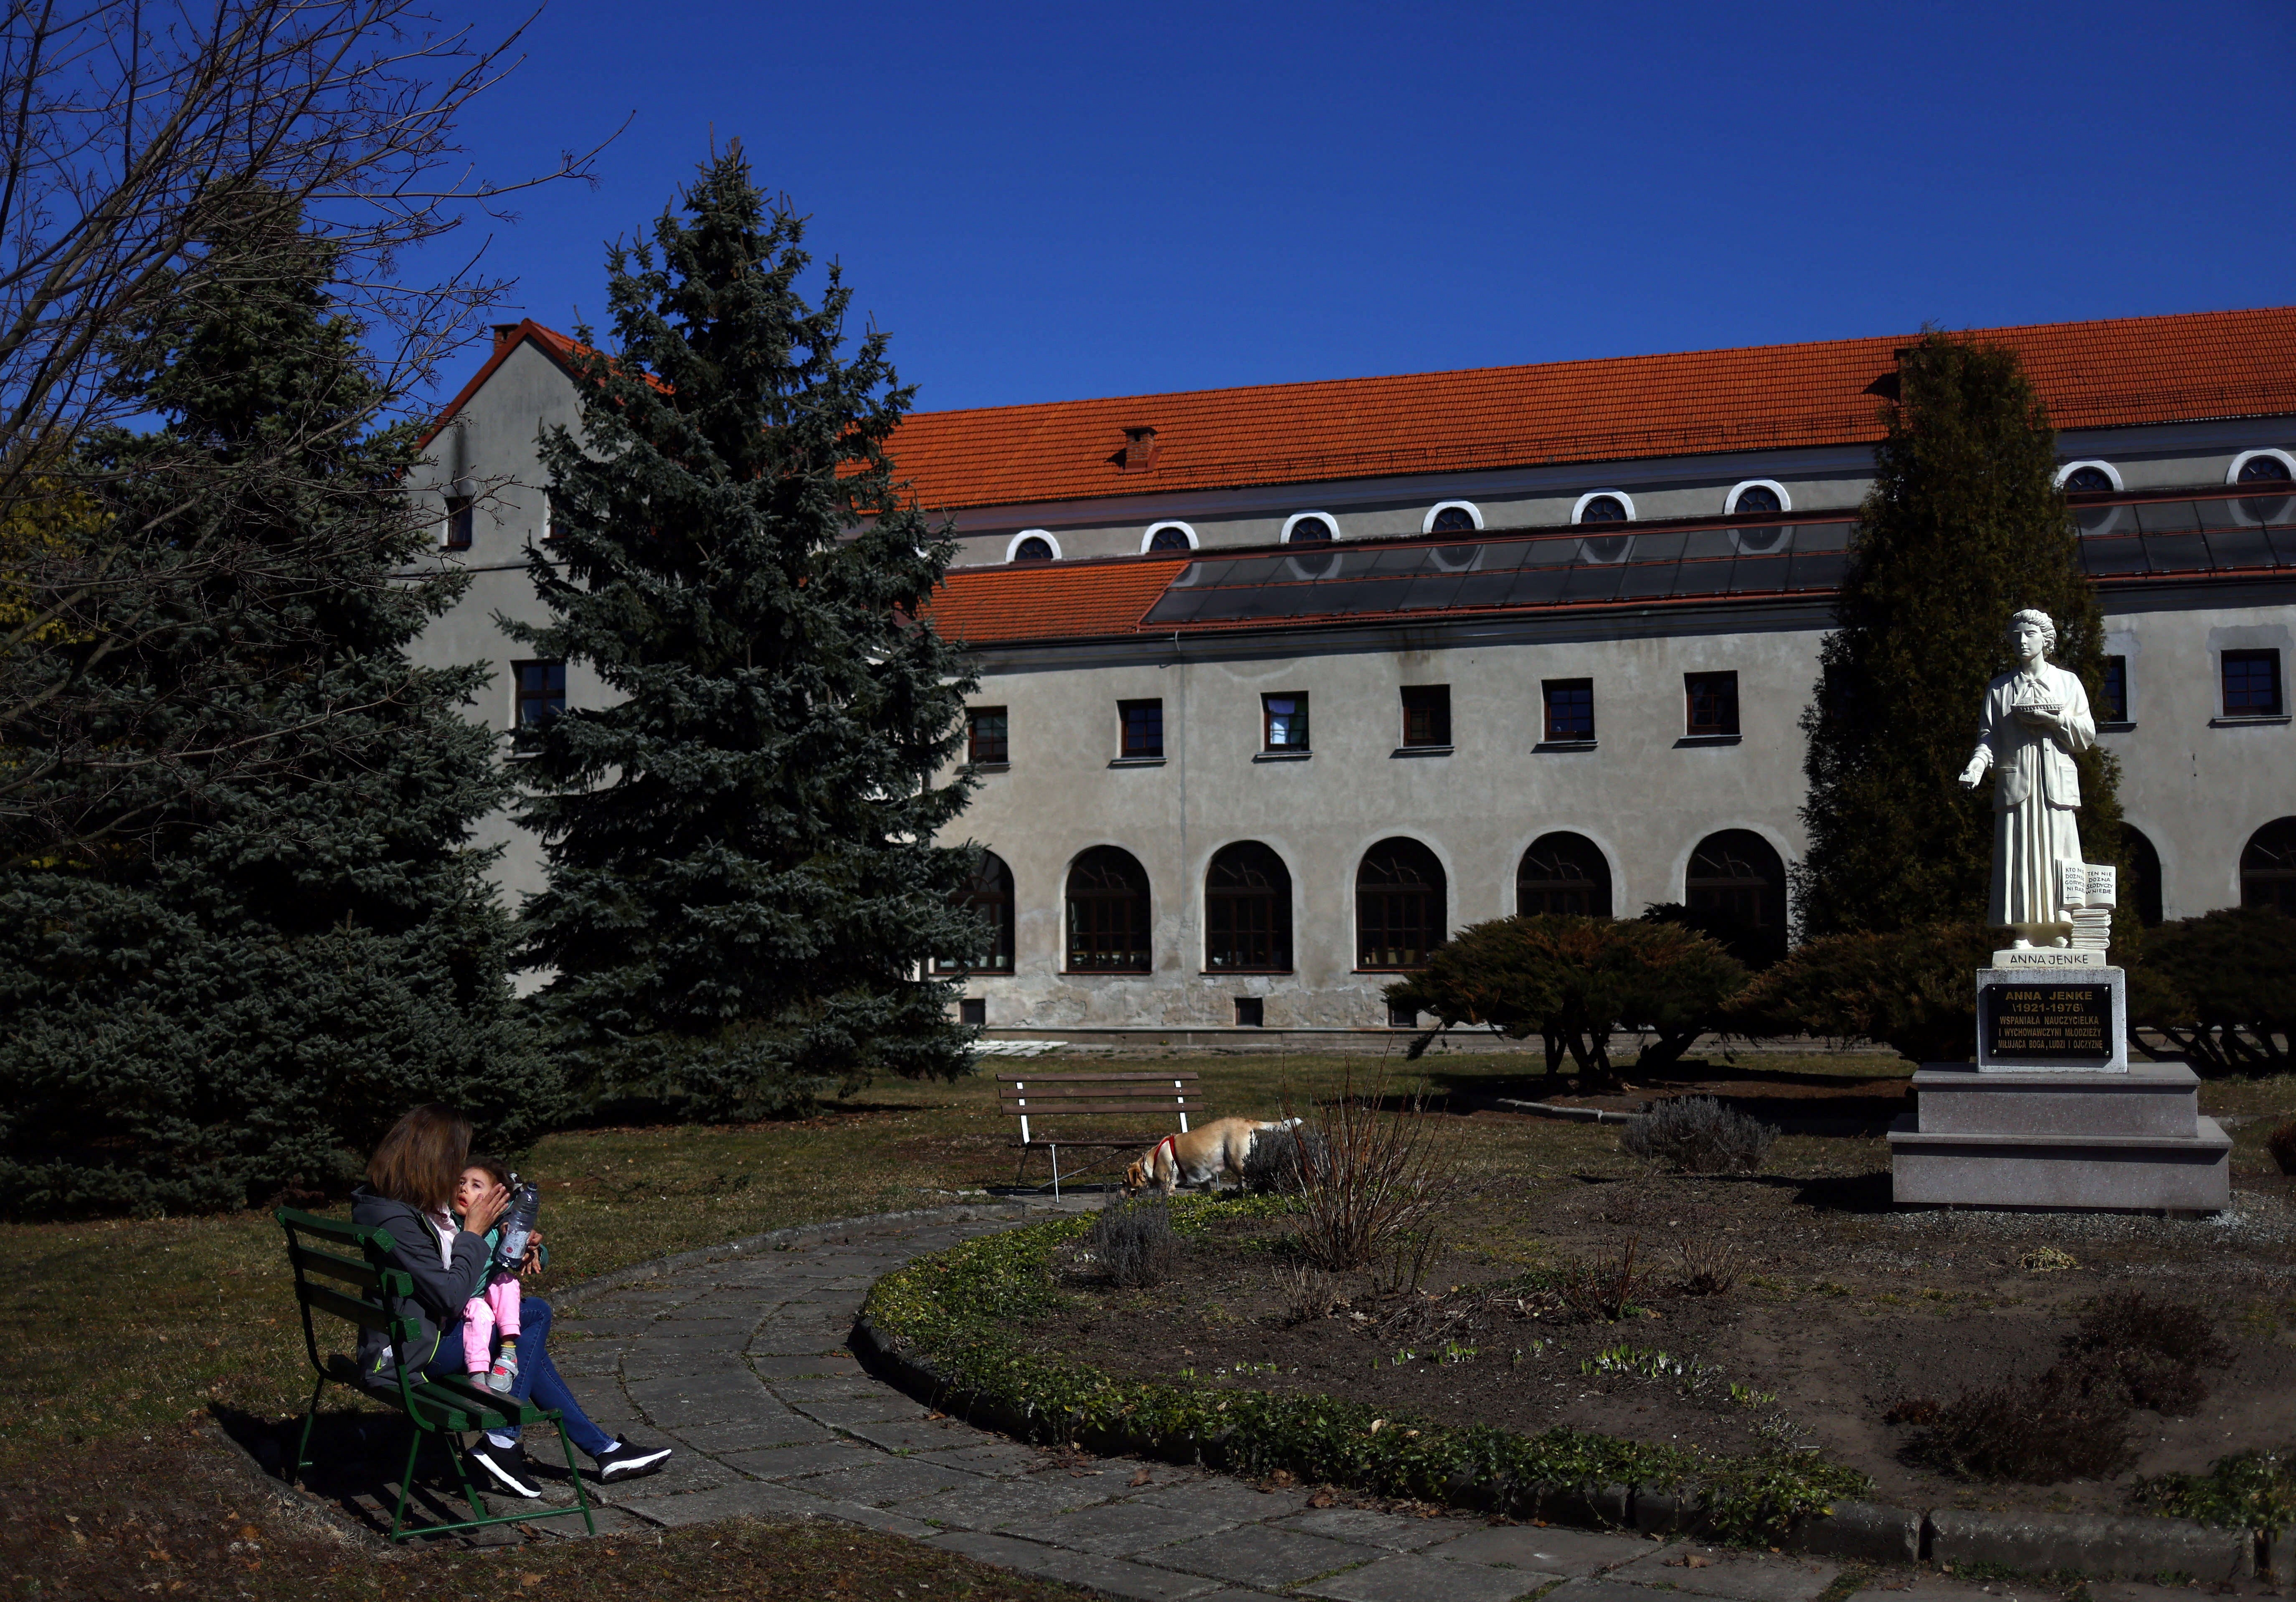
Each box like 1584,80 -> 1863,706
1732,922 -> 1993,1063
1619,1097 -> 1775,1175
1387,915 -> 1745,1077
1794,331 -> 2125,939
2131,908 -> 2296,1074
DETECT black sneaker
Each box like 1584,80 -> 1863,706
468,1439 -> 543,1498
592,1438 -> 672,1482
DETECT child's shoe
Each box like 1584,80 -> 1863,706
487,1351 -> 519,1394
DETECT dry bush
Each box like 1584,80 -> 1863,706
1619,1096 -> 1776,1174
1370,1231 -> 1443,1300
1244,1125 -> 1330,1194
1676,1235 -> 1741,1296
1085,1197 -> 1180,1288
2065,1289 -> 2232,1414
1909,1369 -> 2134,1483
1274,1264 -> 1339,1325
2269,1120 -> 2296,1175
1559,1238 -> 1641,1321
1287,1061 -> 1460,1272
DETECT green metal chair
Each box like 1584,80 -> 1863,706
275,1207 -> 596,1541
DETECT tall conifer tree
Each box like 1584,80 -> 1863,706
0,195 -> 542,1214
511,147 -> 980,1118
1794,331 -> 2123,937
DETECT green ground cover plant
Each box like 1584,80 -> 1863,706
860,1201 -> 1874,1542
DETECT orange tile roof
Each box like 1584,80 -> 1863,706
882,306 -> 2296,510
929,556 -> 1192,645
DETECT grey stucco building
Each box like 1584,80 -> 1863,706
411,308 -> 2296,1036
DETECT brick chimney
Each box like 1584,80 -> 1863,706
492,322 -> 524,354
1119,426 -> 1159,472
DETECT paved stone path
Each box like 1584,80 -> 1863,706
482,1202 -> 2123,1602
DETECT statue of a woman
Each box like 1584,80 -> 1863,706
1956,608 -> 2096,947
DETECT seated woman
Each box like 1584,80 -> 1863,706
352,1104 -> 672,1498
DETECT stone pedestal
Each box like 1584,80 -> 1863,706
1887,1061 -> 2231,1212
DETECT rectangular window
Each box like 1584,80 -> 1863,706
1400,685 -> 1451,747
958,997 -> 987,1027
1262,693 -> 1310,752
1233,996 -> 1264,1028
1543,678 -> 1595,742
1118,698 -> 1164,759
1386,1001 -> 1420,1028
443,496 -> 474,550
2224,650 -> 2284,718
1684,671 -> 1740,737
514,660 -> 565,726
2101,655 -> 2129,724
967,706 -> 1009,764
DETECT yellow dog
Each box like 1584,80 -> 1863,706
1123,1117 -> 1302,1196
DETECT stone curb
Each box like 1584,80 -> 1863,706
852,1286 -> 2260,1584
1495,1098 -> 1637,1125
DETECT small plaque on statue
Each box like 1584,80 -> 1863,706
1976,969 -> 2128,1072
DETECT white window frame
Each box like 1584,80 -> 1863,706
1570,490 -> 1636,525
2055,459 -> 2123,492
2228,448 -> 2296,485
1724,479 -> 1791,515
1006,528 -> 1062,563
1281,510 -> 1343,544
1140,520 -> 1198,554
1422,500 -> 1484,534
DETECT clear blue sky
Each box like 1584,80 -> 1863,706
440,0 -> 2294,416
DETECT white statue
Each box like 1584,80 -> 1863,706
1957,609 -> 2096,947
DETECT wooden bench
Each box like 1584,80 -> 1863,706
998,1071 -> 1205,1197
275,1207 -> 595,1542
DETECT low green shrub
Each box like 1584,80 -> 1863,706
2130,908 -> 2296,1074
861,1203 -> 1870,1541
1732,923 -> 1993,1063
2138,1447 -> 2296,1533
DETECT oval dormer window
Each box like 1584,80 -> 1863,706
1287,515 -> 1335,544
1732,484 -> 1782,515
1429,505 -> 1476,533
2238,454 -> 2293,483
2063,465 -> 2114,493
1012,535 -> 1054,562
1577,495 -> 1627,523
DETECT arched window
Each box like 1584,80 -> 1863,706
1576,495 -> 1628,524
1517,832 -> 1614,918
2119,824 -> 2164,929
1145,522 -> 1196,553
1011,535 -> 1054,562
1206,842 -> 1292,971
1066,846 -> 1152,972
1429,504 -> 1477,533
2063,465 -> 2115,493
1357,838 -> 1446,970
1285,514 -> 1335,544
1686,830 -> 1788,963
935,851 -> 1015,973
1730,483 -> 1783,515
2237,454 -> 2293,484
2241,818 -> 2296,916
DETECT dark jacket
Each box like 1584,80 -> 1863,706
350,1185 -> 491,1389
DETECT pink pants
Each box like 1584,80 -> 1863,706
459,1276 -> 522,1373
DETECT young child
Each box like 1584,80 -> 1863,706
452,1159 -> 523,1394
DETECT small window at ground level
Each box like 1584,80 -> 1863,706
2243,818 -> 2296,916
958,997 -> 987,1027
445,497 -> 475,549
1543,679 -> 1594,742
2101,656 -> 2129,723
1400,685 -> 1451,747
2224,650 -> 2283,718
1386,1002 -> 1419,1028
967,706 -> 1009,764
1262,693 -> 1310,752
1119,698 -> 1164,759
1234,997 -> 1264,1027
514,660 -> 565,726
2063,465 -> 2115,493
1684,671 -> 1739,738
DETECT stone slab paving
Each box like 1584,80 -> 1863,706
465,1201 -> 1956,1598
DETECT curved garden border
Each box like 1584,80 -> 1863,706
851,1202 -> 2266,1582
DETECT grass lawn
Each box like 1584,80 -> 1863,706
4,1046 -> 2288,1597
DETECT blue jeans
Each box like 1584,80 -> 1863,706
422,1295 -> 613,1458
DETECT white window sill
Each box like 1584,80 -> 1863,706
966,761 -> 1011,772
2097,721 -> 2136,734
1254,749 -> 1313,762
1675,734 -> 1742,747
1535,739 -> 1598,753
2210,715 -> 2291,727
1108,757 -> 1166,767
1391,744 -> 1453,758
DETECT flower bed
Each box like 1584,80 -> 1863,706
854,1199 -> 1873,1544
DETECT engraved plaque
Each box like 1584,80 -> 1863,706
1982,983 -> 2114,1064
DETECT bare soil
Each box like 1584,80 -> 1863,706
1021,1099 -> 2296,1518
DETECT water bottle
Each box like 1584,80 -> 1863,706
493,1179 -> 540,1274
